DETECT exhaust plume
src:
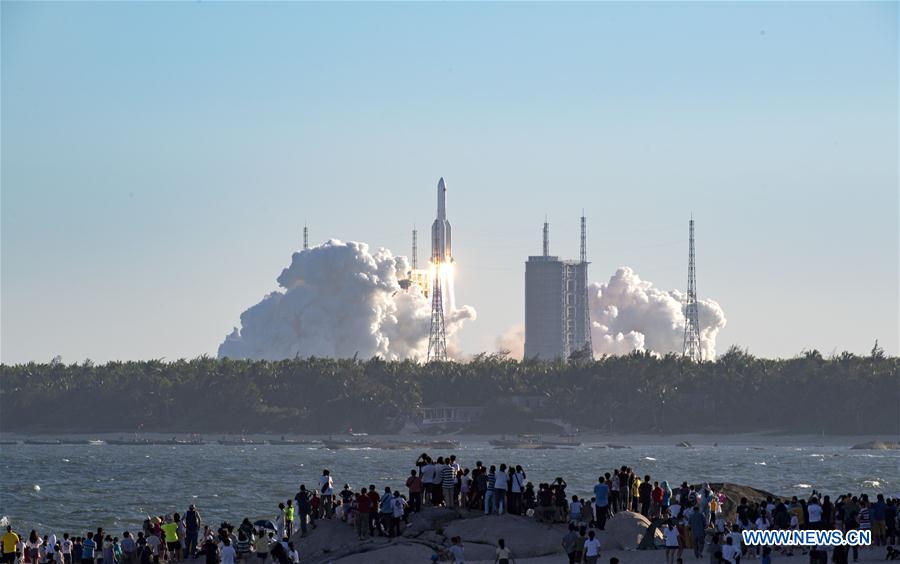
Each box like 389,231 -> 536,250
497,266 -> 726,359
219,239 -> 476,361
589,267 -> 726,358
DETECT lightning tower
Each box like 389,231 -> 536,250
412,226 -> 418,270
682,216 -> 702,362
427,178 -> 451,362
579,212 -> 593,357
303,224 -> 309,251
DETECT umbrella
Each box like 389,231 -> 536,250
253,520 -> 276,530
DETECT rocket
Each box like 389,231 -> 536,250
431,177 -> 452,264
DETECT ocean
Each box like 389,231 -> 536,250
1,435 -> 896,535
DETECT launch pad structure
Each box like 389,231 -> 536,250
427,177 -> 451,362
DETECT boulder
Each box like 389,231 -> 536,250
694,483 -> 780,522
604,511 -> 663,550
326,542 -> 437,563
850,440 -> 900,450
442,514 -> 568,558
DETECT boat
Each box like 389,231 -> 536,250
268,436 -> 322,446
217,437 -> 265,446
490,435 -> 574,449
540,436 -> 581,447
59,439 -> 97,445
425,440 -> 460,450
107,436 -> 204,446
322,437 -> 373,449
490,435 -> 556,449
23,439 -> 61,445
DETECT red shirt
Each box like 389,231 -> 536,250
406,476 -> 423,493
357,495 -> 371,513
367,490 -> 380,508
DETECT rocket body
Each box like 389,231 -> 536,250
431,177 -> 452,263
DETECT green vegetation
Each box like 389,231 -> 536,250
1,346 -> 897,434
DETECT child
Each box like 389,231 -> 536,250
286,543 -> 299,564
447,537 -> 464,563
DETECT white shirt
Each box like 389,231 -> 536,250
664,527 -> 680,547
722,544 -> 740,564
61,541 -> 72,555
392,497 -> 404,518
421,464 -> 435,483
584,538 -> 601,557
448,544 -> 465,563
318,475 -> 333,496
669,503 -> 682,518
432,464 -> 445,484
511,472 -> 526,493
494,471 -> 508,490
570,501 -> 583,520
288,549 -> 299,564
220,545 -> 236,564
755,517 -> 768,531
146,536 -> 160,555
808,504 -> 822,523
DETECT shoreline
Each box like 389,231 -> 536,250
2,432 -> 898,447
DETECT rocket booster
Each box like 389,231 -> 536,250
431,177 -> 452,263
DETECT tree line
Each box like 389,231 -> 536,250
0,346 -> 896,434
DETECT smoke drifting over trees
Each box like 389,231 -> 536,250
498,267 -> 727,359
218,239 -> 721,362
218,240 -> 475,361
589,267 -> 726,358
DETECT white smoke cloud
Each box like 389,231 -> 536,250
495,266 -> 726,359
589,267 -> 726,358
219,239 -> 476,361
495,325 -> 525,359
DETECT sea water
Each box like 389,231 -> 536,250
1,437 -> 896,534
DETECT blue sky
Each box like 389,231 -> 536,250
2,1 -> 897,363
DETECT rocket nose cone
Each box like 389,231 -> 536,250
438,177 -> 445,190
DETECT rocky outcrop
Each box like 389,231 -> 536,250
443,514 -> 568,559
850,440 -> 900,450
293,483 -> 781,562
604,511 -> 664,550
693,483 -> 779,522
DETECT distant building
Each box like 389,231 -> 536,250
420,403 -> 484,427
524,220 -> 591,359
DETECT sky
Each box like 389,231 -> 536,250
2,1 -> 897,364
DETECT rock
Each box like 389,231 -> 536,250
604,511 -> 663,550
442,514 -> 568,558
850,440 -> 900,450
693,483 -> 780,522
326,542 -> 437,563
401,506 -> 462,537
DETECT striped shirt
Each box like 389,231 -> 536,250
441,466 -> 455,488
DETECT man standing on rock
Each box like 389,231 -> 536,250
639,475 -> 653,517
318,470 -> 334,518
593,477 -> 609,530
582,530 -> 601,564
689,506 -> 707,558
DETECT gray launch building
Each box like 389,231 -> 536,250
524,218 -> 593,360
